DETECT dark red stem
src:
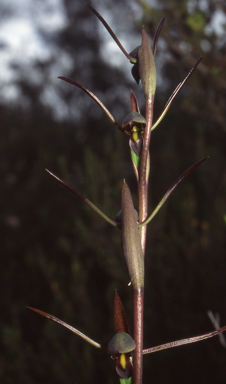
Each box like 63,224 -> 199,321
133,288 -> 144,384
134,93 -> 154,384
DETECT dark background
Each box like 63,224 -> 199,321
1,0 -> 226,383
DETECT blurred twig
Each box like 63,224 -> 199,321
207,310 -> 226,348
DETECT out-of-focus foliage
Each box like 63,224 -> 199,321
0,0 -> 226,383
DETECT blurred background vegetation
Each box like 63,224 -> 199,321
1,0 -> 226,383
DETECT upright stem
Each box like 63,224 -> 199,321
133,96 -> 154,384
133,288 -> 144,384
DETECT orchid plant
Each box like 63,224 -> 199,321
27,5 -> 226,384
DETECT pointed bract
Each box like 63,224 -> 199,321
114,290 -> 130,334
130,90 -> 140,113
121,181 -> 144,289
138,27 -> 156,98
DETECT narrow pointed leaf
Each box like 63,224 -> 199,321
45,169 -> 117,227
58,77 -> 123,132
139,156 -> 209,227
121,181 -> 144,289
138,27 -> 156,98
143,324 -> 226,354
114,290 -> 130,334
152,57 -> 202,131
87,4 -> 136,63
153,17 -> 165,56
26,307 -> 104,349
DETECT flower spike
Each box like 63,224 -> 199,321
45,169 -> 117,227
152,57 -> 202,131
139,156 -> 209,227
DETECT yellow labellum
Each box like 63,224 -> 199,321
120,353 -> 126,369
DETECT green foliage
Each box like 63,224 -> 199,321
186,12 -> 206,32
